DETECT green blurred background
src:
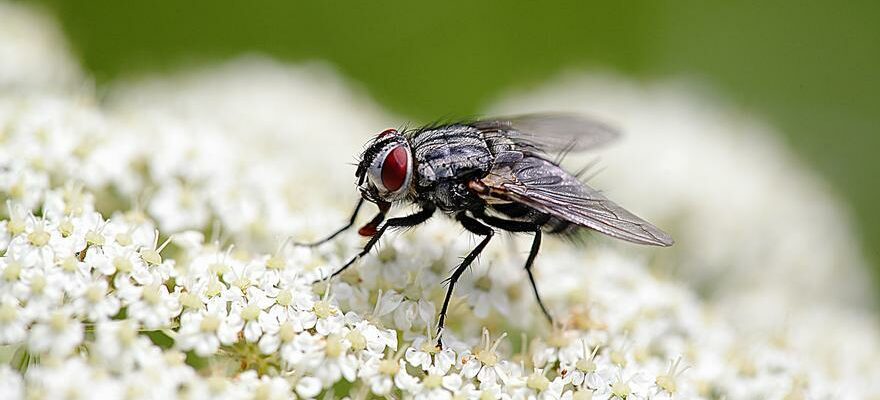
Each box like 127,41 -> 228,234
28,0 -> 880,285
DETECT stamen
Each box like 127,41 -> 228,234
582,340 -> 600,361
322,278 -> 332,301
157,234 -> 173,253
481,328 -> 491,351
276,236 -> 293,256
491,332 -> 508,353
372,289 -> 384,316
210,219 -> 222,245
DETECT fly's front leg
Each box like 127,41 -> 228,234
294,197 -> 365,247
327,204 -> 435,279
437,213 -> 494,346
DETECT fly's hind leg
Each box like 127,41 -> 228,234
437,213 -> 494,346
472,209 -> 554,325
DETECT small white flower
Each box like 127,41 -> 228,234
0,167 -> 47,213
653,356 -> 689,399
393,360 -> 421,393
13,263 -> 65,312
28,309 -> 83,356
265,282 -> 317,333
312,334 -> 359,387
229,286 -> 274,342
458,263 -> 513,319
288,307 -> 319,333
41,182 -> 94,221
406,335 -> 456,375
0,296 -> 28,344
0,254 -> 30,297
136,229 -> 176,281
358,241 -> 417,290
344,312 -> 398,355
221,251 -> 267,299
149,180 -> 209,232
93,320 -> 154,372
25,358 -> 121,400
595,368 -> 650,400
441,373 -> 479,399
524,368 -> 559,400
176,297 -> 241,356
359,356 -> 409,396
7,217 -> 75,266
393,297 -> 435,333
411,373 -> 454,400
91,243 -> 151,285
295,375 -> 322,399
54,255 -> 90,292
460,329 -> 511,387
127,283 -> 181,329
280,331 -> 323,369
565,340 -> 609,391
246,373 -> 292,400
0,201 -> 30,251
0,365 -> 24,400
310,287 -> 344,336
69,276 -> 121,321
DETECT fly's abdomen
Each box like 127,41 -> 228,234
411,126 -> 493,186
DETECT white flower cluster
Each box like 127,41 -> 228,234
1,3 -> 879,399
491,73 -> 880,395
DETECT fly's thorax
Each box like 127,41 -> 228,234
410,125 -> 494,187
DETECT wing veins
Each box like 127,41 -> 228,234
480,156 -> 673,246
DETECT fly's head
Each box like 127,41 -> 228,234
355,128 -> 414,208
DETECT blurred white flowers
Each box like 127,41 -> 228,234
0,2 -> 82,93
1,2 -> 879,399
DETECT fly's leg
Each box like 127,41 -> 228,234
472,209 -> 554,324
294,197 -> 365,247
437,213 -> 494,346
326,205 -> 435,279
471,208 -> 539,232
523,230 -> 553,324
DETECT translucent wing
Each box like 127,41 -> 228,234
478,155 -> 673,246
472,113 -> 620,154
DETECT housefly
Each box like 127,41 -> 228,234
297,114 -> 673,343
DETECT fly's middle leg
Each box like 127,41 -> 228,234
523,230 -> 553,324
471,208 -> 554,325
437,213 -> 494,346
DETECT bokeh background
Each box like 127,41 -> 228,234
25,0 -> 880,290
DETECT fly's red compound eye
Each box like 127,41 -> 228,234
380,145 -> 408,192
365,138 -> 411,199
378,128 -> 397,138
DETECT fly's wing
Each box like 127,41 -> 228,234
472,113 -> 620,154
479,156 -> 673,246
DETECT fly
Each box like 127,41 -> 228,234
296,114 -> 673,345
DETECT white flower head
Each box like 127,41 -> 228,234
28,308 -> 83,357
176,297 -> 242,356
460,328 -> 511,387
0,19 -> 875,398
